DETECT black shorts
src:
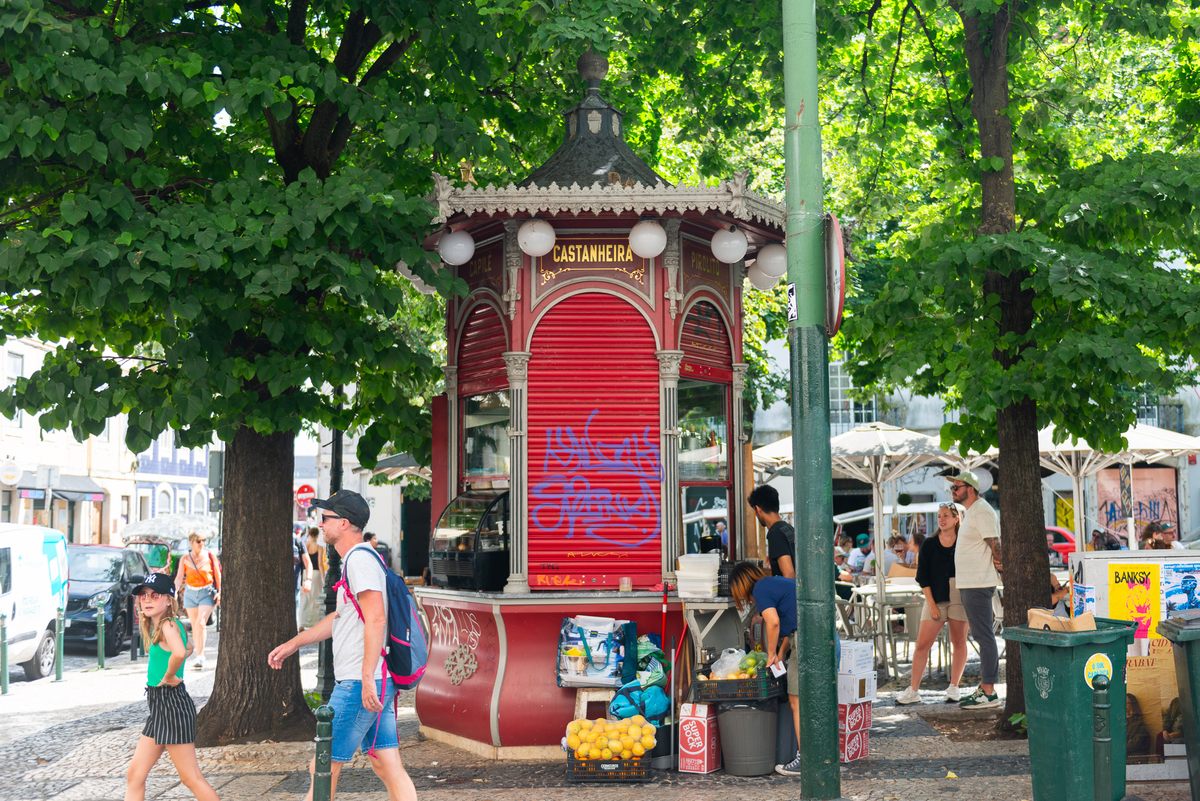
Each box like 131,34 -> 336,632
143,683 -> 197,745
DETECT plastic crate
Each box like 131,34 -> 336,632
692,671 -> 783,702
565,755 -> 652,783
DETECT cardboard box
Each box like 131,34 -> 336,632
837,670 -> 877,704
838,701 -> 873,732
839,640 -> 874,674
1026,608 -> 1096,632
677,702 -> 721,774
838,728 -> 869,763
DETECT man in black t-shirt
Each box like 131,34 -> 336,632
747,485 -> 796,578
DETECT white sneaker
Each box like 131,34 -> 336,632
895,687 -> 922,705
192,658 -> 205,670
945,685 -> 961,702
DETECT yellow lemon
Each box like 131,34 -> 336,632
579,719 -> 593,730
620,749 -> 632,760
567,734 -> 581,750
567,721 -> 582,735
630,714 -> 647,726
631,742 -> 646,757
600,748 -> 613,760
620,736 -> 635,750
641,724 -> 656,737
574,747 -> 587,761
607,738 -> 622,752
641,735 -> 656,749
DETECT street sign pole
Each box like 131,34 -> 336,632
782,0 -> 840,796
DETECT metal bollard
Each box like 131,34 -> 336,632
1092,673 -> 1111,801
313,705 -> 334,801
54,608 -> 64,682
1,613 -> 8,695
96,602 -> 106,670
130,624 -> 140,662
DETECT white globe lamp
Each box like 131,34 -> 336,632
747,264 -> 778,290
756,243 -> 787,277
517,218 -> 556,257
628,219 -> 667,259
437,230 -> 475,266
711,226 -> 748,264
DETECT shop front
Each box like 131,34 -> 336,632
413,52 -> 785,757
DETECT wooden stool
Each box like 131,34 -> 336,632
573,688 -> 616,720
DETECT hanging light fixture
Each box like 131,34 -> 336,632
710,226 -> 748,264
517,218 -> 556,257
628,219 -> 667,259
747,263 -> 779,290
756,243 -> 787,277
437,229 -> 475,266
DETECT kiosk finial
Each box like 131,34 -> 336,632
577,50 -> 608,92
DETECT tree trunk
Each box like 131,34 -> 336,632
196,427 -> 314,745
957,2 -> 1047,719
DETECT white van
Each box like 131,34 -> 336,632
0,523 -> 68,680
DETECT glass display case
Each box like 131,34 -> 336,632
430,490 -> 510,591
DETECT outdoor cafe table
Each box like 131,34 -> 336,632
849,580 -> 925,679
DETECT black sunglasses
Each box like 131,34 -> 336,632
320,514 -> 343,522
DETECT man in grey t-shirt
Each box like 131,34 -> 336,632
947,471 -> 1002,710
268,490 -> 415,801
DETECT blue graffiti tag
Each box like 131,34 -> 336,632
531,410 -> 662,548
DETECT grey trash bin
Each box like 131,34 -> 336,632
717,699 -> 778,776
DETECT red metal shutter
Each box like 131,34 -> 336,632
526,294 -> 662,590
680,299 -> 732,368
457,303 -> 509,395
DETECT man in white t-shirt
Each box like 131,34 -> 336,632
947,470 -> 1003,710
268,490 -> 415,801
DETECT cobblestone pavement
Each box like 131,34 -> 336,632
0,648 -> 1189,801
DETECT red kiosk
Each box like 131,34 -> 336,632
415,52 -> 785,758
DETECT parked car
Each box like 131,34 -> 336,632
124,534 -> 175,575
65,545 -> 148,656
0,524 -> 68,679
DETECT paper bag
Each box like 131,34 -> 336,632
1027,608 -> 1096,632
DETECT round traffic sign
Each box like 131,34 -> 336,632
294,483 -> 317,506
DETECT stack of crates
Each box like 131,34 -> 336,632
837,641 -> 876,763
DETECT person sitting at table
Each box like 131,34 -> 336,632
1046,532 -> 1065,568
907,532 -> 925,567
847,534 -> 872,574
896,503 -> 969,705
864,535 -> 910,576
834,548 -> 853,601
728,562 -> 804,777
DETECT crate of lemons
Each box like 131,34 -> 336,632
696,648 -> 768,681
565,715 -> 657,762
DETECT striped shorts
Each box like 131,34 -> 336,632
143,683 -> 197,745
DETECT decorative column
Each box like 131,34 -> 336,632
656,350 -> 685,580
661,219 -> 683,319
502,351 -> 531,593
731,362 -> 749,560
502,221 -> 522,320
444,366 -> 459,496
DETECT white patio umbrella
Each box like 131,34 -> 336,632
1038,423 -> 1200,551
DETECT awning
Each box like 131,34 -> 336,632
15,471 -> 107,503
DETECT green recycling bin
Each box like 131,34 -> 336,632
1156,612 -> 1200,801
1003,617 -> 1136,801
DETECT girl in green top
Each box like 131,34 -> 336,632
125,573 -> 220,801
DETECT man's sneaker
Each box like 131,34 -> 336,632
959,688 -> 1001,709
895,687 -> 922,705
775,751 -> 803,777
945,685 -> 961,702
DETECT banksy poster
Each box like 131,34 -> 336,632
1108,563 -> 1161,639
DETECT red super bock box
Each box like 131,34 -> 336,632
678,703 -> 721,773
838,701 -> 873,732
838,728 -> 870,763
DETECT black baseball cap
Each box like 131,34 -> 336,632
310,489 -> 370,529
135,573 -> 175,596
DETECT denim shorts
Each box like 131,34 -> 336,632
182,585 -> 216,609
330,679 -> 399,762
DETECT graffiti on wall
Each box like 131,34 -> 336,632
531,409 -> 662,548
429,603 -> 483,652
1096,467 -> 1178,529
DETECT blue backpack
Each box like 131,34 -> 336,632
335,545 -> 429,690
